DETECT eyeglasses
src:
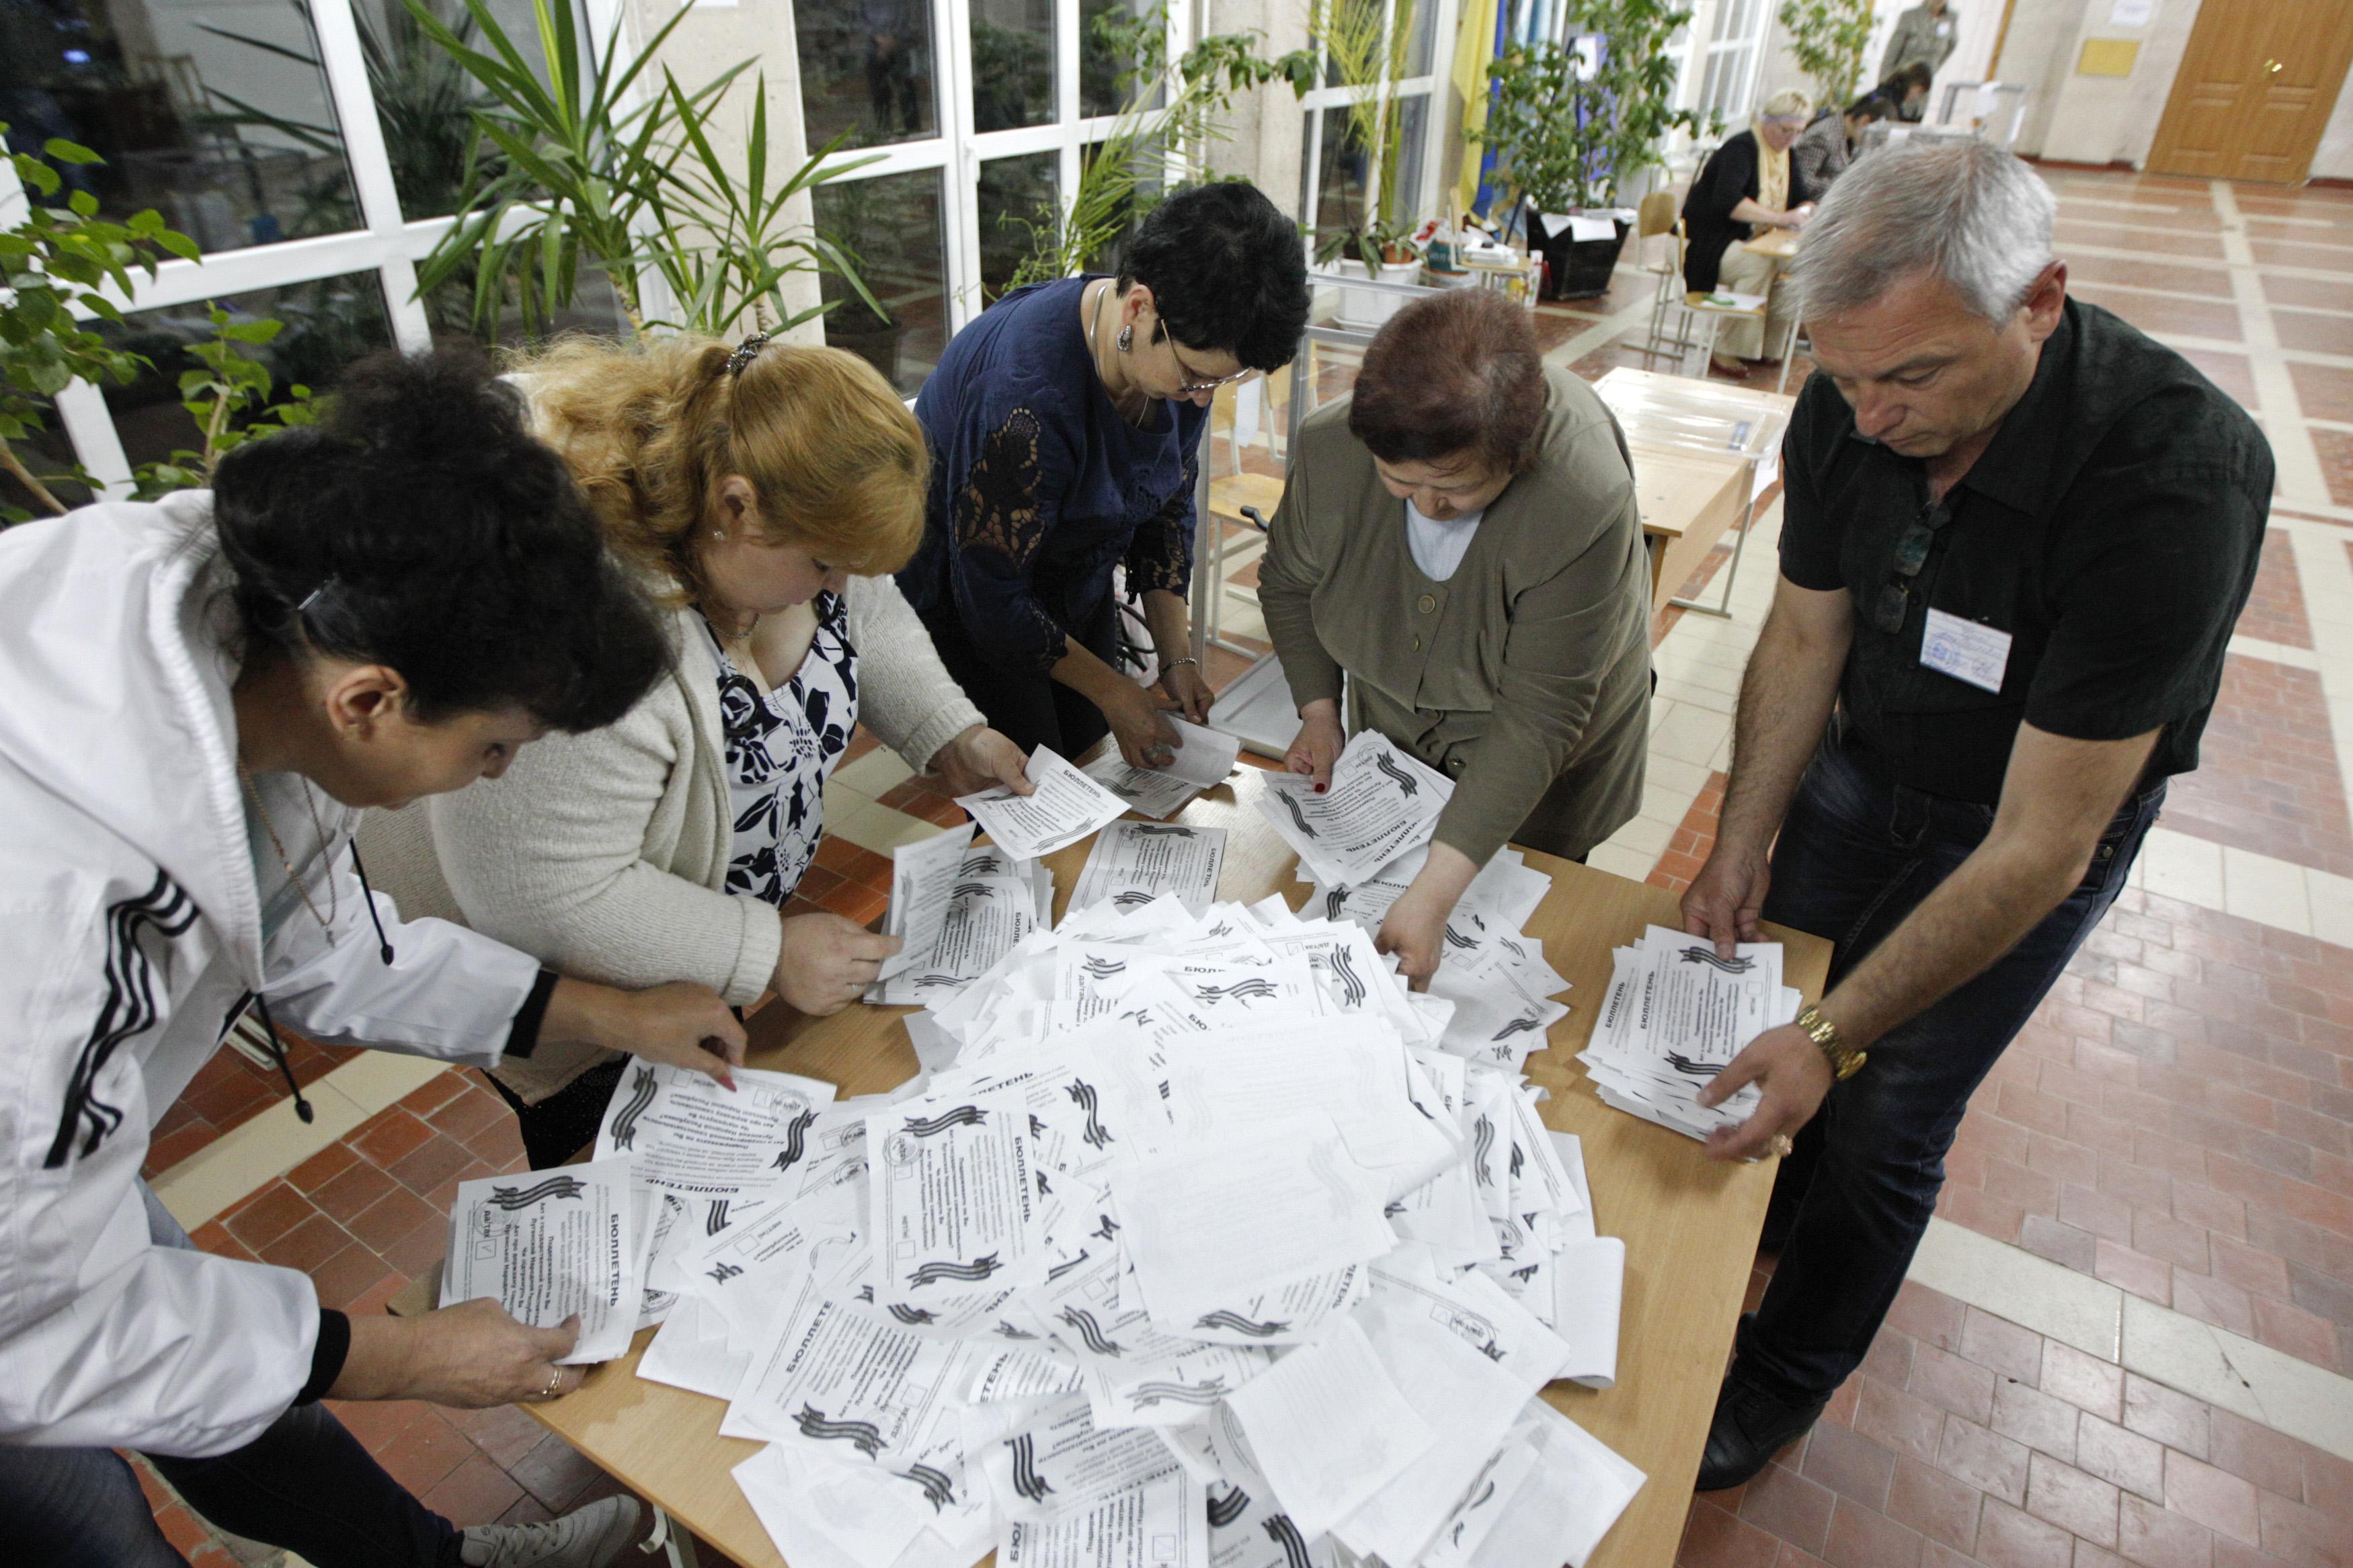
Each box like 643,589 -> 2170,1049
1168,341 -> 1255,396
1871,499 -> 1954,634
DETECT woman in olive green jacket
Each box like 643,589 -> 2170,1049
1259,289 -> 1653,985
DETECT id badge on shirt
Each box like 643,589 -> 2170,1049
1919,608 -> 2011,694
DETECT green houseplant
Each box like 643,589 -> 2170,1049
1778,0 -> 1876,113
1307,0 -> 1421,280
2,130 -> 314,523
1005,3 -> 1311,291
1472,0 -> 1710,298
404,0 -> 878,342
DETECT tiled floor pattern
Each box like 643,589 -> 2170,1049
138,167 -> 2353,1567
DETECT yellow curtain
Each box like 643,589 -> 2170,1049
1450,0 -> 1499,216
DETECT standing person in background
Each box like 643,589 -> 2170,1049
1678,141 -> 2270,1489
1681,89 -> 1815,377
1792,94 -> 1895,195
898,182 -> 1310,768
364,336 -> 1033,1170
1880,0 -> 1958,106
1259,291 -> 1652,987
0,350 -> 749,1568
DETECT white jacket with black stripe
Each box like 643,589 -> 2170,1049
0,492 -> 544,1458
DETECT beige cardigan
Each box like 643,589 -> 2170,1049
362,574 -> 980,1101
1258,368 -> 1654,865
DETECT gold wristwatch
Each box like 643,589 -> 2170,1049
1796,1004 -> 1867,1080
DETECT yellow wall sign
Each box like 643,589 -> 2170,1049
2077,37 -> 2141,77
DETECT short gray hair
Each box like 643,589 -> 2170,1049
1789,138 -> 2057,323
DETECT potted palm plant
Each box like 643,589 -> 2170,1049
1472,0 -> 1709,299
1309,0 -> 1421,328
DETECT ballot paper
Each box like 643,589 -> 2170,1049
733,1443 -> 993,1568
596,1062 -> 837,1204
1581,924 -> 1802,1140
871,827 -> 1051,1005
1083,718 -> 1242,820
869,1087 -> 1046,1306
1002,1463 -> 1205,1568
1474,1401 -> 1647,1568
1257,731 -> 1452,886
1072,820 -> 1228,917
442,1156 -> 637,1365
959,747 -> 1131,859
1220,1317 -> 1437,1540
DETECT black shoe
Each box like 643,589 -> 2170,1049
1696,1372 -> 1829,1491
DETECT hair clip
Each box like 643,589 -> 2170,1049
727,334 -> 772,378
297,575 -> 340,616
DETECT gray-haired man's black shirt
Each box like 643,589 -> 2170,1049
1777,297 -> 2274,805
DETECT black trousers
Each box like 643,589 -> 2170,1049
919,596 -> 1121,759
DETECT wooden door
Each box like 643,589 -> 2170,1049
2147,0 -> 2353,183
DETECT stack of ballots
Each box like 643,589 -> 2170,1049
1580,925 -> 1800,1140
473,734 -> 1644,1568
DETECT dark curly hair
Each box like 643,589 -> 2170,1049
210,347 -> 669,731
1116,181 -> 1310,374
1348,291 -> 1546,476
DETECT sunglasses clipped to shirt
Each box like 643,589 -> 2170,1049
1872,499 -> 1954,634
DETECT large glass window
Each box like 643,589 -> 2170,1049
794,0 -> 938,149
970,0 -> 1054,132
814,169 -> 947,396
100,271 -> 395,468
1,0 -> 358,252
977,151 -> 1058,299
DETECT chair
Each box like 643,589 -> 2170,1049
1636,190 -> 1696,364
1665,221 -> 1769,380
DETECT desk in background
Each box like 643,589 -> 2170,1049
444,766 -> 1829,1568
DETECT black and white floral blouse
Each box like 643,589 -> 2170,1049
709,591 -> 859,907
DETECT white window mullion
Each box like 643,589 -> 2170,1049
936,0 -> 985,327
309,0 -> 434,351
1055,0 -> 1082,229
1418,0 -> 1458,220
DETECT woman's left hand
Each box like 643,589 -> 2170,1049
1157,662 -> 1213,725
1375,880 -> 1453,993
928,725 -> 1033,796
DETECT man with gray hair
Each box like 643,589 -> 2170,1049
1679,138 -> 2271,1488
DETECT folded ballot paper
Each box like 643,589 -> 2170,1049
1083,716 -> 1244,820
868,825 -> 1055,1006
1581,924 -> 1802,1140
574,831 -> 1648,1568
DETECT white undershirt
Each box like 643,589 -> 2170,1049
1404,499 -> 1486,582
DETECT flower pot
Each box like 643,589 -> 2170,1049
1526,206 -> 1631,300
1333,257 -> 1423,331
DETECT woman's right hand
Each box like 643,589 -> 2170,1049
774,911 -> 902,1016
331,1299 -> 586,1407
1285,700 -> 1344,791
1101,678 -> 1183,770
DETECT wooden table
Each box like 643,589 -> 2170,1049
1635,446 -> 1752,608
509,766 -> 1831,1567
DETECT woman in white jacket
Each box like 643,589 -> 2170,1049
0,351 -> 746,1568
368,335 -> 1030,1167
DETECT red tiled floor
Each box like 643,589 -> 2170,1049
2163,654 -> 2353,879
2237,528 -> 2315,650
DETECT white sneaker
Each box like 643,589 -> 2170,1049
458,1495 -> 643,1567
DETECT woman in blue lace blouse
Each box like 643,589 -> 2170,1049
898,182 -> 1311,767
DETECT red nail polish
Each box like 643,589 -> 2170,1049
1315,783 -> 1326,793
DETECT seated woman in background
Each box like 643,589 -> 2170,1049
1792,93 -> 1895,194
1681,88 -> 1816,378
1874,61 -> 1933,122
1259,291 -> 1654,989
366,336 -> 1029,1167
897,181 -> 1310,768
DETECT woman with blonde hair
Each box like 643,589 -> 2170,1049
366,333 -> 1029,1165
1680,88 -> 1816,376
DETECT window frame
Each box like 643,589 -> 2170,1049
1296,0 -> 1458,249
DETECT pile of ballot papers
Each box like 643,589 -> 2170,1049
444,730 -> 1650,1568
1581,925 -> 1800,1141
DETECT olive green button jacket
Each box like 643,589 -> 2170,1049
1259,367 -> 1655,866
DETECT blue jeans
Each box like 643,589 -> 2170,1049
0,1188 -> 463,1568
1737,732 -> 2164,1405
